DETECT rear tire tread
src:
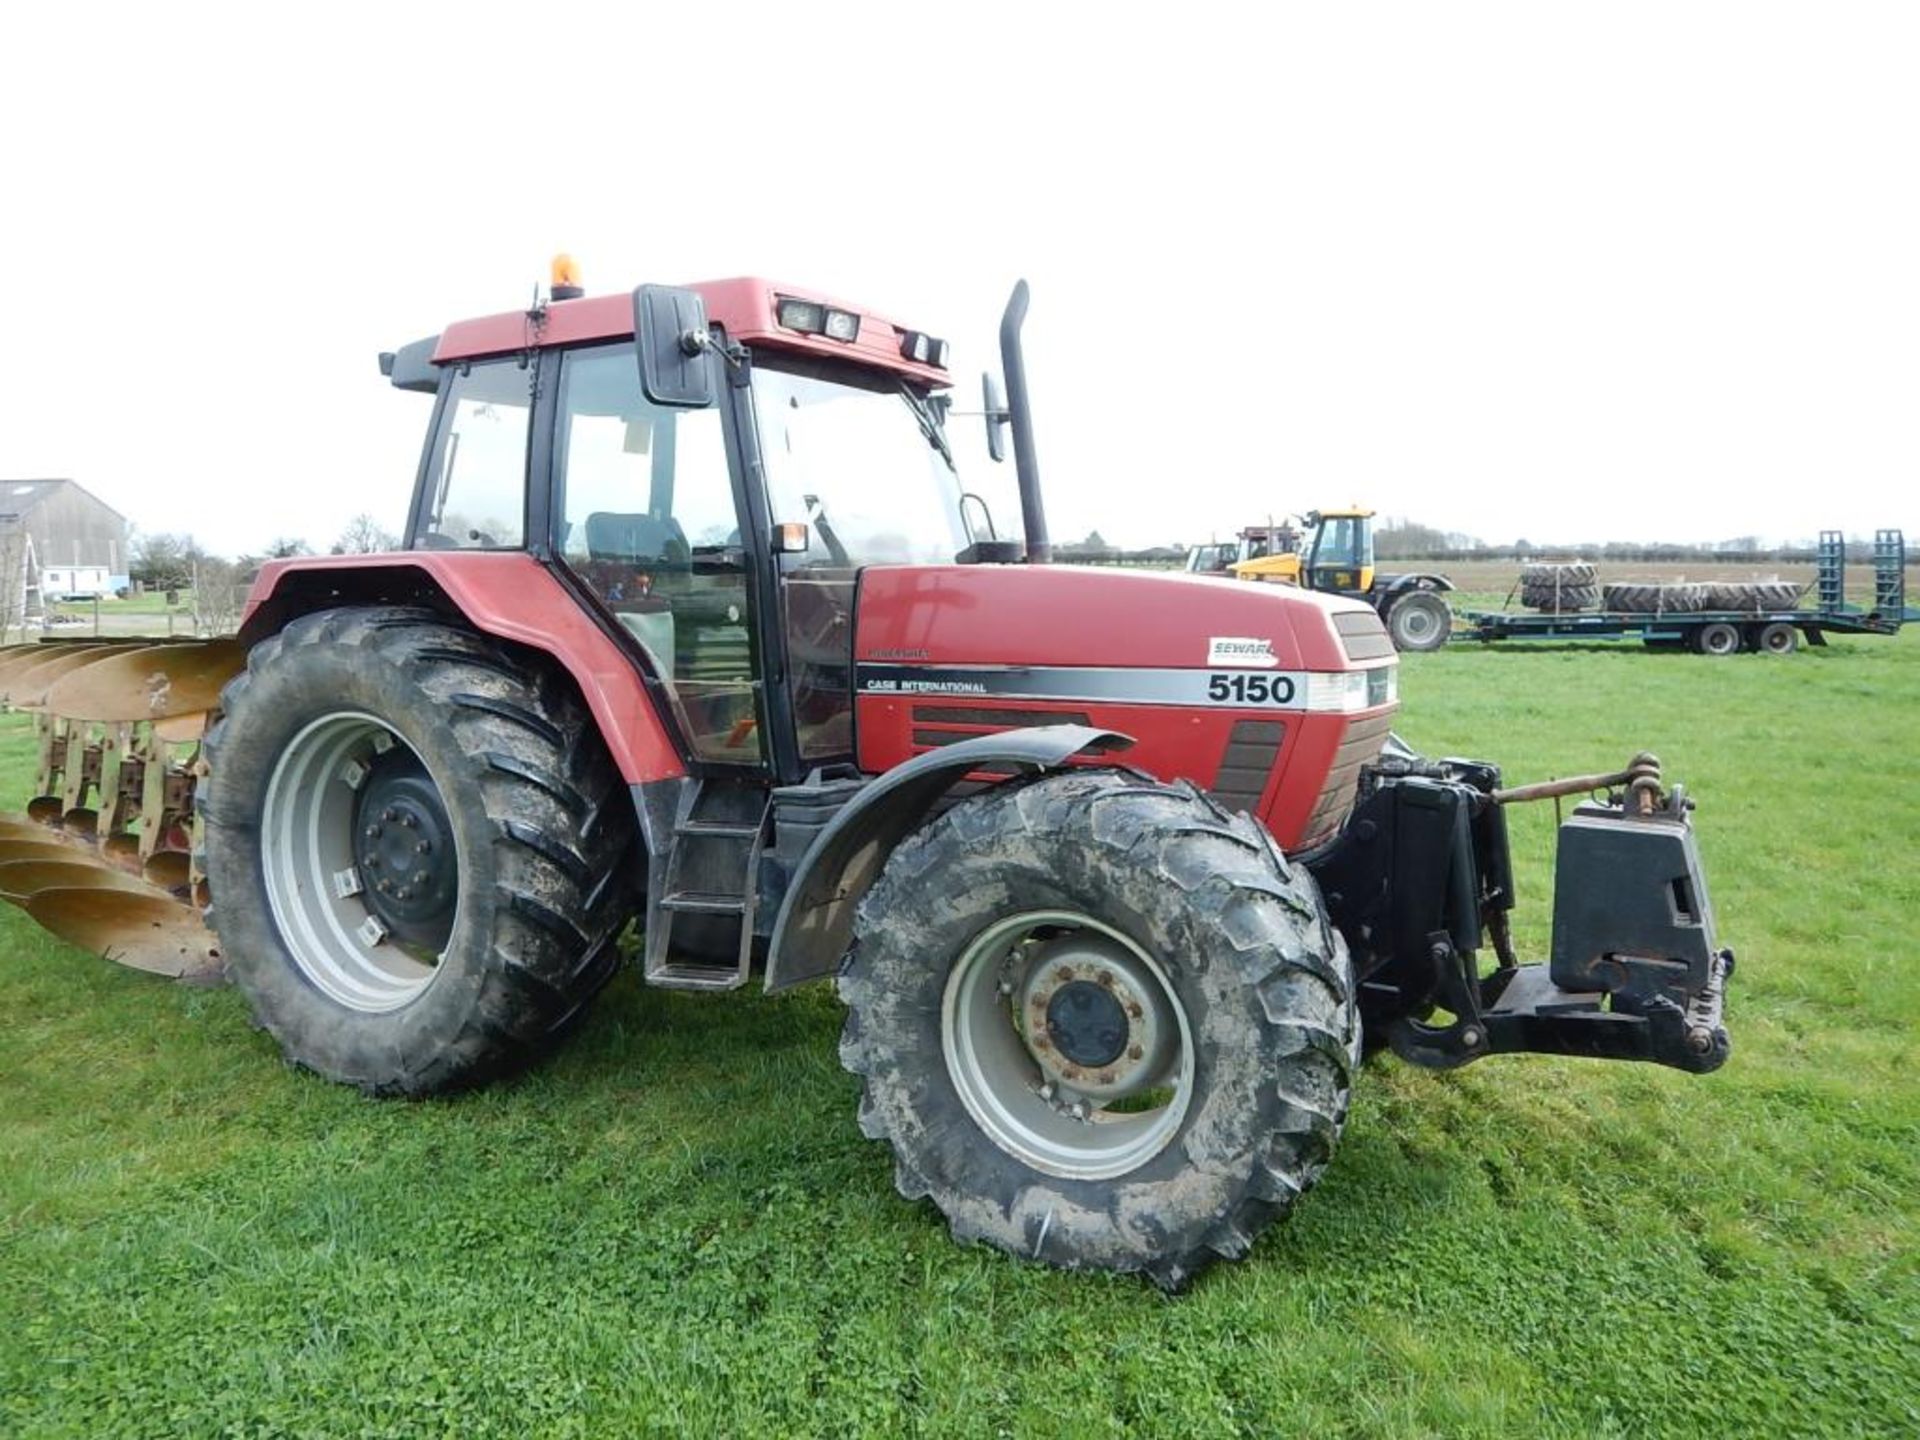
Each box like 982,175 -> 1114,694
202,606 -> 638,1097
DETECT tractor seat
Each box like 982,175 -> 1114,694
584,511 -> 689,568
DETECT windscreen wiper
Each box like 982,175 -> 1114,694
898,382 -> 955,470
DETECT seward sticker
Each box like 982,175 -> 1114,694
1206,636 -> 1278,668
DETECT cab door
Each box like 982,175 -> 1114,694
548,342 -> 769,767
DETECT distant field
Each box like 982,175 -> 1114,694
1,634 -> 1916,1436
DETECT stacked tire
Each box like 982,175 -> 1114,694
1520,562 -> 1597,613
1704,580 -> 1806,612
1602,582 -> 1708,614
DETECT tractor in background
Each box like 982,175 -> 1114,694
1189,508 -> 1456,652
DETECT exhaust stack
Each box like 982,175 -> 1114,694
999,280 -> 1050,563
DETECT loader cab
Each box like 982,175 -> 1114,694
1303,509 -> 1376,595
405,289 -> 974,785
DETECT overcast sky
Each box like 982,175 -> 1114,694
1,3 -> 1913,556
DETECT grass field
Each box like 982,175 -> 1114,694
2,634 -> 1916,1437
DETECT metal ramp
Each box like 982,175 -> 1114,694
1873,529 -> 1905,620
1816,530 -> 1846,613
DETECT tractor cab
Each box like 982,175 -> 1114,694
1300,507 -> 1377,595
401,272 -> 984,782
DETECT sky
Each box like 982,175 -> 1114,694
0,2 -> 1914,557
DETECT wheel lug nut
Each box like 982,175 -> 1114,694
396,887 -> 411,901
1128,1044 -> 1143,1060
1033,1034 -> 1050,1049
1063,1065 -> 1082,1081
400,813 -> 417,829
365,824 -> 382,839
1054,967 -> 1073,983
416,840 -> 430,854
382,808 -> 397,822
1099,1072 -> 1115,1086
1097,969 -> 1114,987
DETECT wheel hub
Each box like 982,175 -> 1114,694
1046,981 -> 1130,1068
352,751 -> 456,949
1016,933 -> 1175,1101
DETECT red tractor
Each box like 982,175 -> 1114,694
0,267 -> 1730,1288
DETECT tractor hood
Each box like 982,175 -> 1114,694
855,564 -> 1391,676
851,564 -> 1400,851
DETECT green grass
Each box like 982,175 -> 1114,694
3,637 -> 1917,1437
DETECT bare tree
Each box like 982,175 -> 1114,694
130,531 -> 196,589
264,536 -> 313,559
331,514 -> 399,555
190,556 -> 245,636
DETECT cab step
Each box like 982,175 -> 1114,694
639,776 -> 769,992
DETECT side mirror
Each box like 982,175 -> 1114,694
772,521 -> 811,554
633,284 -> 715,408
981,372 -> 1010,463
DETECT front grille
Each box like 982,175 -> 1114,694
910,705 -> 1093,748
1209,719 -> 1285,815
1300,710 -> 1397,846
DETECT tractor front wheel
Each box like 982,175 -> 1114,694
838,771 -> 1357,1289
201,607 -> 637,1095
1384,590 -> 1452,652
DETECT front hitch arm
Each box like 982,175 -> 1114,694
1313,756 -> 1735,1075
1338,750 -> 1734,1075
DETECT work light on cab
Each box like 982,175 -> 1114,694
776,296 -> 861,341
899,329 -> 950,367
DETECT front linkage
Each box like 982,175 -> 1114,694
1307,744 -> 1732,1075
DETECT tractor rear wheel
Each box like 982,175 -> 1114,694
838,771 -> 1357,1289
1385,591 -> 1452,652
201,607 -> 637,1095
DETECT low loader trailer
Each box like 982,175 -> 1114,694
0,264 -> 1732,1287
1461,530 -> 1908,655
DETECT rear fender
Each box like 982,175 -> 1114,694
240,552 -> 685,784
764,724 -> 1131,991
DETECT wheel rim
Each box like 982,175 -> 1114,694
260,712 -> 456,1013
1393,598 -> 1446,647
1702,625 -> 1739,655
942,910 -> 1195,1181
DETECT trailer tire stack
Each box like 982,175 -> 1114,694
1706,580 -> 1807,612
1520,563 -> 1598,613
1602,582 -> 1708,614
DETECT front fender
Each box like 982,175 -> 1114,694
763,724 -> 1131,991
1378,572 -> 1456,595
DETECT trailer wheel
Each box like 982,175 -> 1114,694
201,607 -> 638,1096
839,770 -> 1357,1290
1753,622 -> 1799,655
1693,621 -> 1743,656
1385,591 -> 1452,652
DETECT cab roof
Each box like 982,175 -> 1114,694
431,276 -> 951,388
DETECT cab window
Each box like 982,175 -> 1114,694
422,359 -> 531,549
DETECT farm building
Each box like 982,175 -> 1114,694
0,478 -> 130,623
